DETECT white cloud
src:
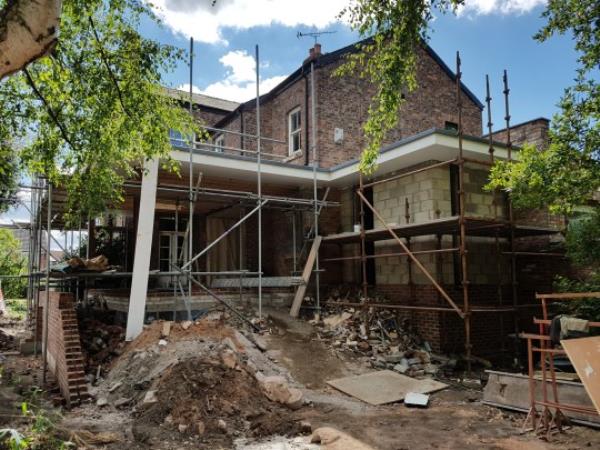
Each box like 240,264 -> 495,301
458,0 -> 546,16
148,0 -> 347,44
178,49 -> 287,103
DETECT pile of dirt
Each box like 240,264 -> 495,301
133,356 -> 300,447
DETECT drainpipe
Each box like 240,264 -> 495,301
304,67 -> 310,166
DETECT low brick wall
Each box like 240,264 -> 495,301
41,292 -> 88,407
87,287 -> 294,313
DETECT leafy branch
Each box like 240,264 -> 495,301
335,0 -> 463,175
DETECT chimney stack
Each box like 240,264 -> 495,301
303,43 -> 322,64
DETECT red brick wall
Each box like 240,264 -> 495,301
316,46 -> 482,168
490,118 -> 549,150
41,292 -> 88,407
214,44 -> 483,168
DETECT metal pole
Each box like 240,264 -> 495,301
292,211 -> 297,274
504,69 -> 519,361
173,199 -> 179,321
188,37 -> 194,309
33,178 -> 43,356
255,44 -> 262,320
486,74 -> 505,353
456,52 -> 471,373
310,61 -> 320,313
42,182 -> 52,385
26,186 -> 35,320
359,175 -> 368,300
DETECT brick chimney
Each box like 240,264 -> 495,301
304,43 -> 322,64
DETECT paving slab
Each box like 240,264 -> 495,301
326,370 -> 447,405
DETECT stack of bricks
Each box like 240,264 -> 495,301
40,292 -> 88,407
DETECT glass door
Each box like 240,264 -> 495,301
158,231 -> 186,287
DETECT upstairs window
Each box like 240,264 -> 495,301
444,121 -> 458,133
214,134 -> 224,152
288,107 -> 301,155
169,129 -> 184,147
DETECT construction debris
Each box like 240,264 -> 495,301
314,301 -> 457,378
404,392 -> 430,407
78,318 -> 125,376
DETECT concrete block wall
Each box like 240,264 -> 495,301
369,163 -> 511,286
463,164 -> 507,219
41,292 -> 88,407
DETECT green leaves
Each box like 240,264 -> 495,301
335,0 -> 463,175
488,0 -> 600,215
0,229 -> 26,299
0,0 -> 197,223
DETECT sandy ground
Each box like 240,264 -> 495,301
1,308 -> 600,449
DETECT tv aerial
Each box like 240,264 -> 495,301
297,30 -> 337,45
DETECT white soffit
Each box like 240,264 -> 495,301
169,132 -> 512,188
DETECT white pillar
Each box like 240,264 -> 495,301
126,158 -> 159,341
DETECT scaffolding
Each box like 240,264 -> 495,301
7,39 -> 329,376
2,44 -> 564,380
320,53 -> 562,369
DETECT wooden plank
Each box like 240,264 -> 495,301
326,370 -> 447,405
561,336 -> 600,414
289,236 -> 322,317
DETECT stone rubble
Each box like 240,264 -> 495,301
312,299 -> 458,379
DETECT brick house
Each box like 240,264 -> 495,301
72,39 -> 564,358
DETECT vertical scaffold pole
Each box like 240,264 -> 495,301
173,199 -> 179,321
188,37 -> 194,306
42,181 -> 52,385
359,174 -> 368,300
255,44 -> 262,319
486,75 -> 506,353
310,61 -> 320,312
456,52 -> 471,374
503,70 -> 519,360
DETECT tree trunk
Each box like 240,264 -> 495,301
0,0 -> 62,80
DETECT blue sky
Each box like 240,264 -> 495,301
146,0 -> 579,130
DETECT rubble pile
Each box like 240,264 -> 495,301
78,318 -> 125,375
85,317 -> 305,448
134,354 -> 301,447
315,303 -> 457,378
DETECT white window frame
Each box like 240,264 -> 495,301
288,107 -> 302,156
214,134 -> 225,153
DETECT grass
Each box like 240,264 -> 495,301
4,299 -> 27,320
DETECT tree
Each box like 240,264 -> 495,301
0,0 -> 61,80
0,0 -> 197,221
0,229 -> 26,298
487,0 -> 600,214
336,0 -> 463,174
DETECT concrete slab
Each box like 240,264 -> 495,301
483,370 -> 600,426
326,370 -> 447,405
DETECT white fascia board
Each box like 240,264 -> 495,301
169,132 -> 515,189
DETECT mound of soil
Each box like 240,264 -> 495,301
133,356 -> 300,447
